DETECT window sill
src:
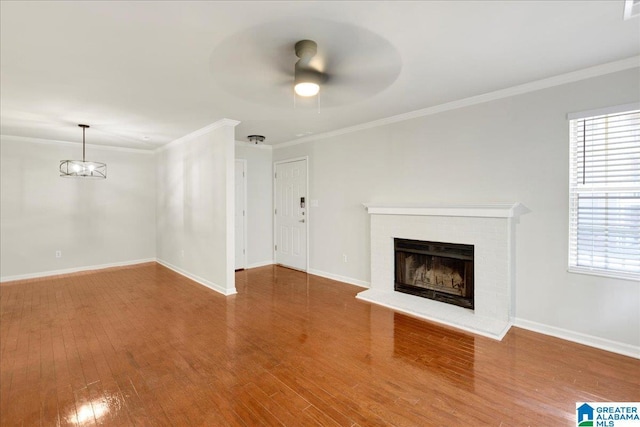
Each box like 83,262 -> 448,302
568,266 -> 640,282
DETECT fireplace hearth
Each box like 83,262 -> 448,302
394,238 -> 474,309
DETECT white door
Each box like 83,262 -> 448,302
275,159 -> 307,270
235,160 -> 246,270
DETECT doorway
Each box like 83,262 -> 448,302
274,158 -> 308,271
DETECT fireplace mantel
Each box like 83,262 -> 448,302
359,202 -> 524,340
363,202 -> 525,218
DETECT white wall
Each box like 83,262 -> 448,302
0,136 -> 156,280
273,68 -> 640,351
156,120 -> 238,295
235,142 -> 273,268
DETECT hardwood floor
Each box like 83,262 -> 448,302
1,263 -> 638,426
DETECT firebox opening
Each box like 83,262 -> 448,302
394,238 -> 474,310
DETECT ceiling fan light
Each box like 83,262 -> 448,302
294,60 -> 321,97
295,82 -> 320,97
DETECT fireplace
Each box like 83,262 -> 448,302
360,203 -> 523,339
394,238 -> 474,310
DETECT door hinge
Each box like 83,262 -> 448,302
243,210 -> 245,216
274,172 -> 277,179
243,249 -> 245,254
275,244 -> 277,251
274,208 -> 277,215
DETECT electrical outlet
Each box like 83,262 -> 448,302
343,254 -> 348,263
55,250 -> 62,258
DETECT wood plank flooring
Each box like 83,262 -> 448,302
1,263 -> 638,426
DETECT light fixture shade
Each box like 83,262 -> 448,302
294,67 -> 321,97
60,124 -> 107,179
60,160 -> 107,178
294,82 -> 320,97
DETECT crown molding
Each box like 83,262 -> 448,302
274,56 -> 640,150
0,134 -> 155,154
157,118 -> 241,152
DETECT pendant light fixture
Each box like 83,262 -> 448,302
60,124 -> 107,179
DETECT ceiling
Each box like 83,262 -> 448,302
1,1 -> 638,149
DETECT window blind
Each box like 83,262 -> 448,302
569,109 -> 640,280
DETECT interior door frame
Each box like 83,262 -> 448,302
273,156 -> 309,271
235,158 -> 248,270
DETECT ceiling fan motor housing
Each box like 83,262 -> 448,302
295,67 -> 322,85
295,39 -> 317,59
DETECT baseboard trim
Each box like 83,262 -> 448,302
156,259 -> 237,296
307,268 -> 370,288
514,318 -> 640,359
246,260 -> 274,269
0,258 -> 156,283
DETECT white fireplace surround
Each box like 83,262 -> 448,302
357,203 -> 525,340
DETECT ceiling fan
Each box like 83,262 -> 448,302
208,21 -> 401,108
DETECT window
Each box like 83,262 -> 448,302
568,104 -> 640,280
